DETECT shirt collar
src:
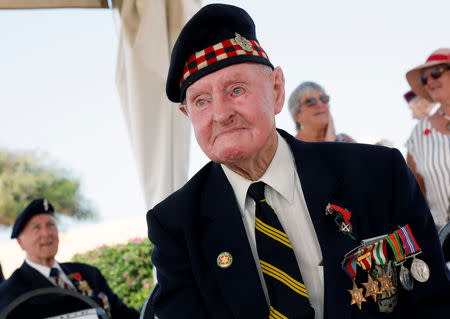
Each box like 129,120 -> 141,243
222,132 -> 296,214
25,258 -> 61,278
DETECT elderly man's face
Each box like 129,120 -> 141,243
17,214 -> 59,266
181,63 -> 284,166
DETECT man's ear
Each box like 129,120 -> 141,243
270,67 -> 285,115
179,104 -> 190,117
17,237 -> 25,251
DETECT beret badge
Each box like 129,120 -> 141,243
234,32 -> 253,52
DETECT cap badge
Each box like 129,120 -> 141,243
217,252 -> 233,268
43,199 -> 49,211
234,32 -> 253,52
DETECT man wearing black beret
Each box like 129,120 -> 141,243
0,198 -> 139,318
147,3 -> 449,319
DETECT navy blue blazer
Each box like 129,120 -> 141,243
0,261 -> 139,318
147,129 -> 450,318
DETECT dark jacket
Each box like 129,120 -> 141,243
147,129 -> 450,318
0,261 -> 139,318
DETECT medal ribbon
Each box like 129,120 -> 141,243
370,239 -> 387,265
386,232 -> 405,263
342,253 -> 357,279
395,224 -> 420,256
356,246 -> 372,270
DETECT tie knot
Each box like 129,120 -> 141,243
247,181 -> 266,201
50,267 -> 59,278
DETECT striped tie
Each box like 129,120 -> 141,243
248,182 -> 314,319
50,267 -> 67,289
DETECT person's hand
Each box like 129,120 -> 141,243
324,114 -> 337,141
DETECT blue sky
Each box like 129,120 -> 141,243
0,0 -> 449,242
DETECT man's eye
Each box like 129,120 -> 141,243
196,99 -> 207,107
232,87 -> 244,96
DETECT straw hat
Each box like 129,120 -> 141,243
406,48 -> 450,101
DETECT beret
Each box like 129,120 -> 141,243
166,3 -> 274,103
11,198 -> 54,239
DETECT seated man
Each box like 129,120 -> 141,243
0,199 -> 139,318
147,3 -> 450,319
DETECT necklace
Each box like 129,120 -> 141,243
438,109 -> 450,130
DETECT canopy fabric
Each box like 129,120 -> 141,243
0,0 -> 109,8
114,0 -> 201,210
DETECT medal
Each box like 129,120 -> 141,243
348,279 -> 367,310
395,224 -> 430,283
343,253 -> 366,310
399,263 -> 414,291
361,273 -> 380,302
410,257 -> 430,282
385,232 -> 405,265
377,262 -> 396,298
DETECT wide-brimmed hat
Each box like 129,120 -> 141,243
406,48 -> 450,101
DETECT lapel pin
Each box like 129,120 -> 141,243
325,203 -> 355,239
217,252 -> 233,268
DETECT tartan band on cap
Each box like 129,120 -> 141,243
180,33 -> 270,87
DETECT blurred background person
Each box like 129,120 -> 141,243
288,81 -> 355,143
405,48 -> 450,229
404,89 -> 437,120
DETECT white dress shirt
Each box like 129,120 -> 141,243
222,133 -> 324,319
25,258 -> 76,290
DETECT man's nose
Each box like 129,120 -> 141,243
212,96 -> 234,122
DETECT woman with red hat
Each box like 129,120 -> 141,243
405,48 -> 450,229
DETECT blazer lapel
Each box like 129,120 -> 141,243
280,130 -> 356,318
200,163 -> 268,319
21,262 -> 55,290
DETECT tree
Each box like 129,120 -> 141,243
0,149 -> 96,226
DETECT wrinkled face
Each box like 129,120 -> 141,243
423,64 -> 450,103
17,214 -> 59,266
294,88 -> 330,129
181,63 -> 284,165
408,96 -> 436,119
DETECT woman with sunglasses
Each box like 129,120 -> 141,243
288,81 -> 355,143
405,48 -> 450,229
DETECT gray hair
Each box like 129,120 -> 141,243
288,81 -> 326,130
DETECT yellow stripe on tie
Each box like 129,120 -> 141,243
260,260 -> 309,298
255,218 -> 292,248
269,306 -> 288,319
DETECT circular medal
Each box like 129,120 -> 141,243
410,258 -> 430,282
399,264 -> 414,291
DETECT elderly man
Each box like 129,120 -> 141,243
0,199 -> 139,318
147,4 -> 450,319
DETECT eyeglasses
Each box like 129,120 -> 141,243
300,94 -> 330,107
420,65 -> 450,85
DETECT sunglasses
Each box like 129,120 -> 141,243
420,65 -> 450,85
300,94 -> 330,107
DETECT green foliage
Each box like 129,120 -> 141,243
0,149 -> 95,225
71,238 -> 154,311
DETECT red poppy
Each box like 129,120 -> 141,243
424,129 -> 431,135
73,272 -> 83,281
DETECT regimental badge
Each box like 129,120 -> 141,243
234,32 -> 253,52
43,199 -> 49,211
217,252 -> 233,268
325,203 -> 355,239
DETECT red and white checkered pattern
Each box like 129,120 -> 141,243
181,37 -> 269,86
